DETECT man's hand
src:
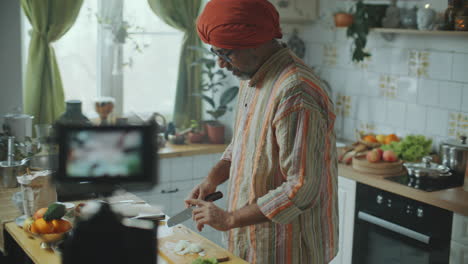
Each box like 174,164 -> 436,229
186,199 -> 234,232
186,160 -> 231,208
185,180 -> 217,208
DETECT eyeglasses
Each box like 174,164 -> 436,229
210,47 -> 234,63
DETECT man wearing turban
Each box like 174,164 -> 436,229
186,1 -> 339,263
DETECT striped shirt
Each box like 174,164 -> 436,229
221,47 -> 339,264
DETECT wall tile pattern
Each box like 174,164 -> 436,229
300,0 -> 468,150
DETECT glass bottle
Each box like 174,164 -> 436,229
455,0 -> 468,30
56,100 -> 92,125
445,0 -> 463,30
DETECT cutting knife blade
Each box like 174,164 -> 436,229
167,191 -> 223,227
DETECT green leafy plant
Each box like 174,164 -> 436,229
347,0 -> 371,62
190,47 -> 239,123
189,119 -> 201,133
381,134 -> 433,162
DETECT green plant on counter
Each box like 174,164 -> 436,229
190,119 -> 201,133
191,257 -> 218,264
190,46 -> 239,123
381,134 -> 433,162
347,0 -> 371,62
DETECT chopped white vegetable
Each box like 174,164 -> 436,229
187,243 -> 203,253
174,240 -> 190,252
172,240 -> 204,255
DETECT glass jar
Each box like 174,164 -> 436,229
445,0 -> 463,30
455,0 -> 468,30
56,100 -> 92,126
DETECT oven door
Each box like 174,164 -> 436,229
352,211 -> 450,264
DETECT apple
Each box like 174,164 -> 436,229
366,150 -> 381,163
374,148 -> 384,159
383,150 -> 398,162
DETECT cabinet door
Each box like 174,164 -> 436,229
450,241 -> 468,264
268,0 -> 319,23
330,176 -> 356,264
452,213 -> 468,245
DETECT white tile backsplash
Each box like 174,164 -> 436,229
367,98 -> 387,124
452,53 -> 468,83
397,76 -> 418,103
385,100 -> 406,128
439,81 -> 462,110
302,0 -> 468,141
426,108 -> 449,137
417,79 -> 439,107
462,84 -> 468,112
405,104 -> 427,133
427,51 -> 453,81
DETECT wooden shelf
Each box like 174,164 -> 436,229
371,27 -> 468,36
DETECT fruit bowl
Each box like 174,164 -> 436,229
24,219 -> 72,246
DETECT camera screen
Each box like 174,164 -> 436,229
56,124 -> 157,190
66,130 -> 143,178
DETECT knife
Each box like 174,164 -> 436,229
167,191 -> 223,227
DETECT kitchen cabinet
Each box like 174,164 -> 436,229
450,241 -> 468,264
450,213 -> 468,264
133,153 -> 225,243
268,0 -> 318,23
330,176 -> 356,264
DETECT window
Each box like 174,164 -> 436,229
21,0 -> 183,120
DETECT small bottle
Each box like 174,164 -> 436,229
455,0 -> 468,30
56,100 -> 92,126
445,0 -> 463,30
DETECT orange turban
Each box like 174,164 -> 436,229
196,0 -> 282,50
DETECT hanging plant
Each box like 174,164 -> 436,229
347,0 -> 371,62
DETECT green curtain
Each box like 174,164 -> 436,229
147,0 -> 203,129
21,0 -> 83,125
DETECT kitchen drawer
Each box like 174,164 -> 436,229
452,213 -> 468,245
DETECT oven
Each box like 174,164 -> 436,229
352,183 -> 453,264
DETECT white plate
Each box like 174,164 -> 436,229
15,215 -> 27,227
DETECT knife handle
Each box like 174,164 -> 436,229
204,191 -> 223,202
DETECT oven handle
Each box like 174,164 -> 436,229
358,211 -> 430,244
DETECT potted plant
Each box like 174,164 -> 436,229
347,0 -> 372,62
334,7 -> 354,28
191,47 -> 239,144
187,120 -> 205,143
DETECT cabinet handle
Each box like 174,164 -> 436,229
161,188 -> 179,194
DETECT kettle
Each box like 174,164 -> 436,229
3,113 -> 34,141
440,135 -> 468,176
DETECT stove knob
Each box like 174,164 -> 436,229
406,205 -> 413,214
387,198 -> 392,208
376,195 -> 383,204
417,207 -> 424,218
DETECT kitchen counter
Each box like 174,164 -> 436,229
159,143 -> 227,159
3,192 -> 247,264
339,164 -> 468,216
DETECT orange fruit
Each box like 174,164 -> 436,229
34,218 -> 54,234
52,219 -> 72,233
30,222 -> 39,234
384,134 -> 399,145
33,207 -> 48,220
363,135 -> 378,143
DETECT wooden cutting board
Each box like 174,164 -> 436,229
352,155 -> 406,176
158,227 -> 231,264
